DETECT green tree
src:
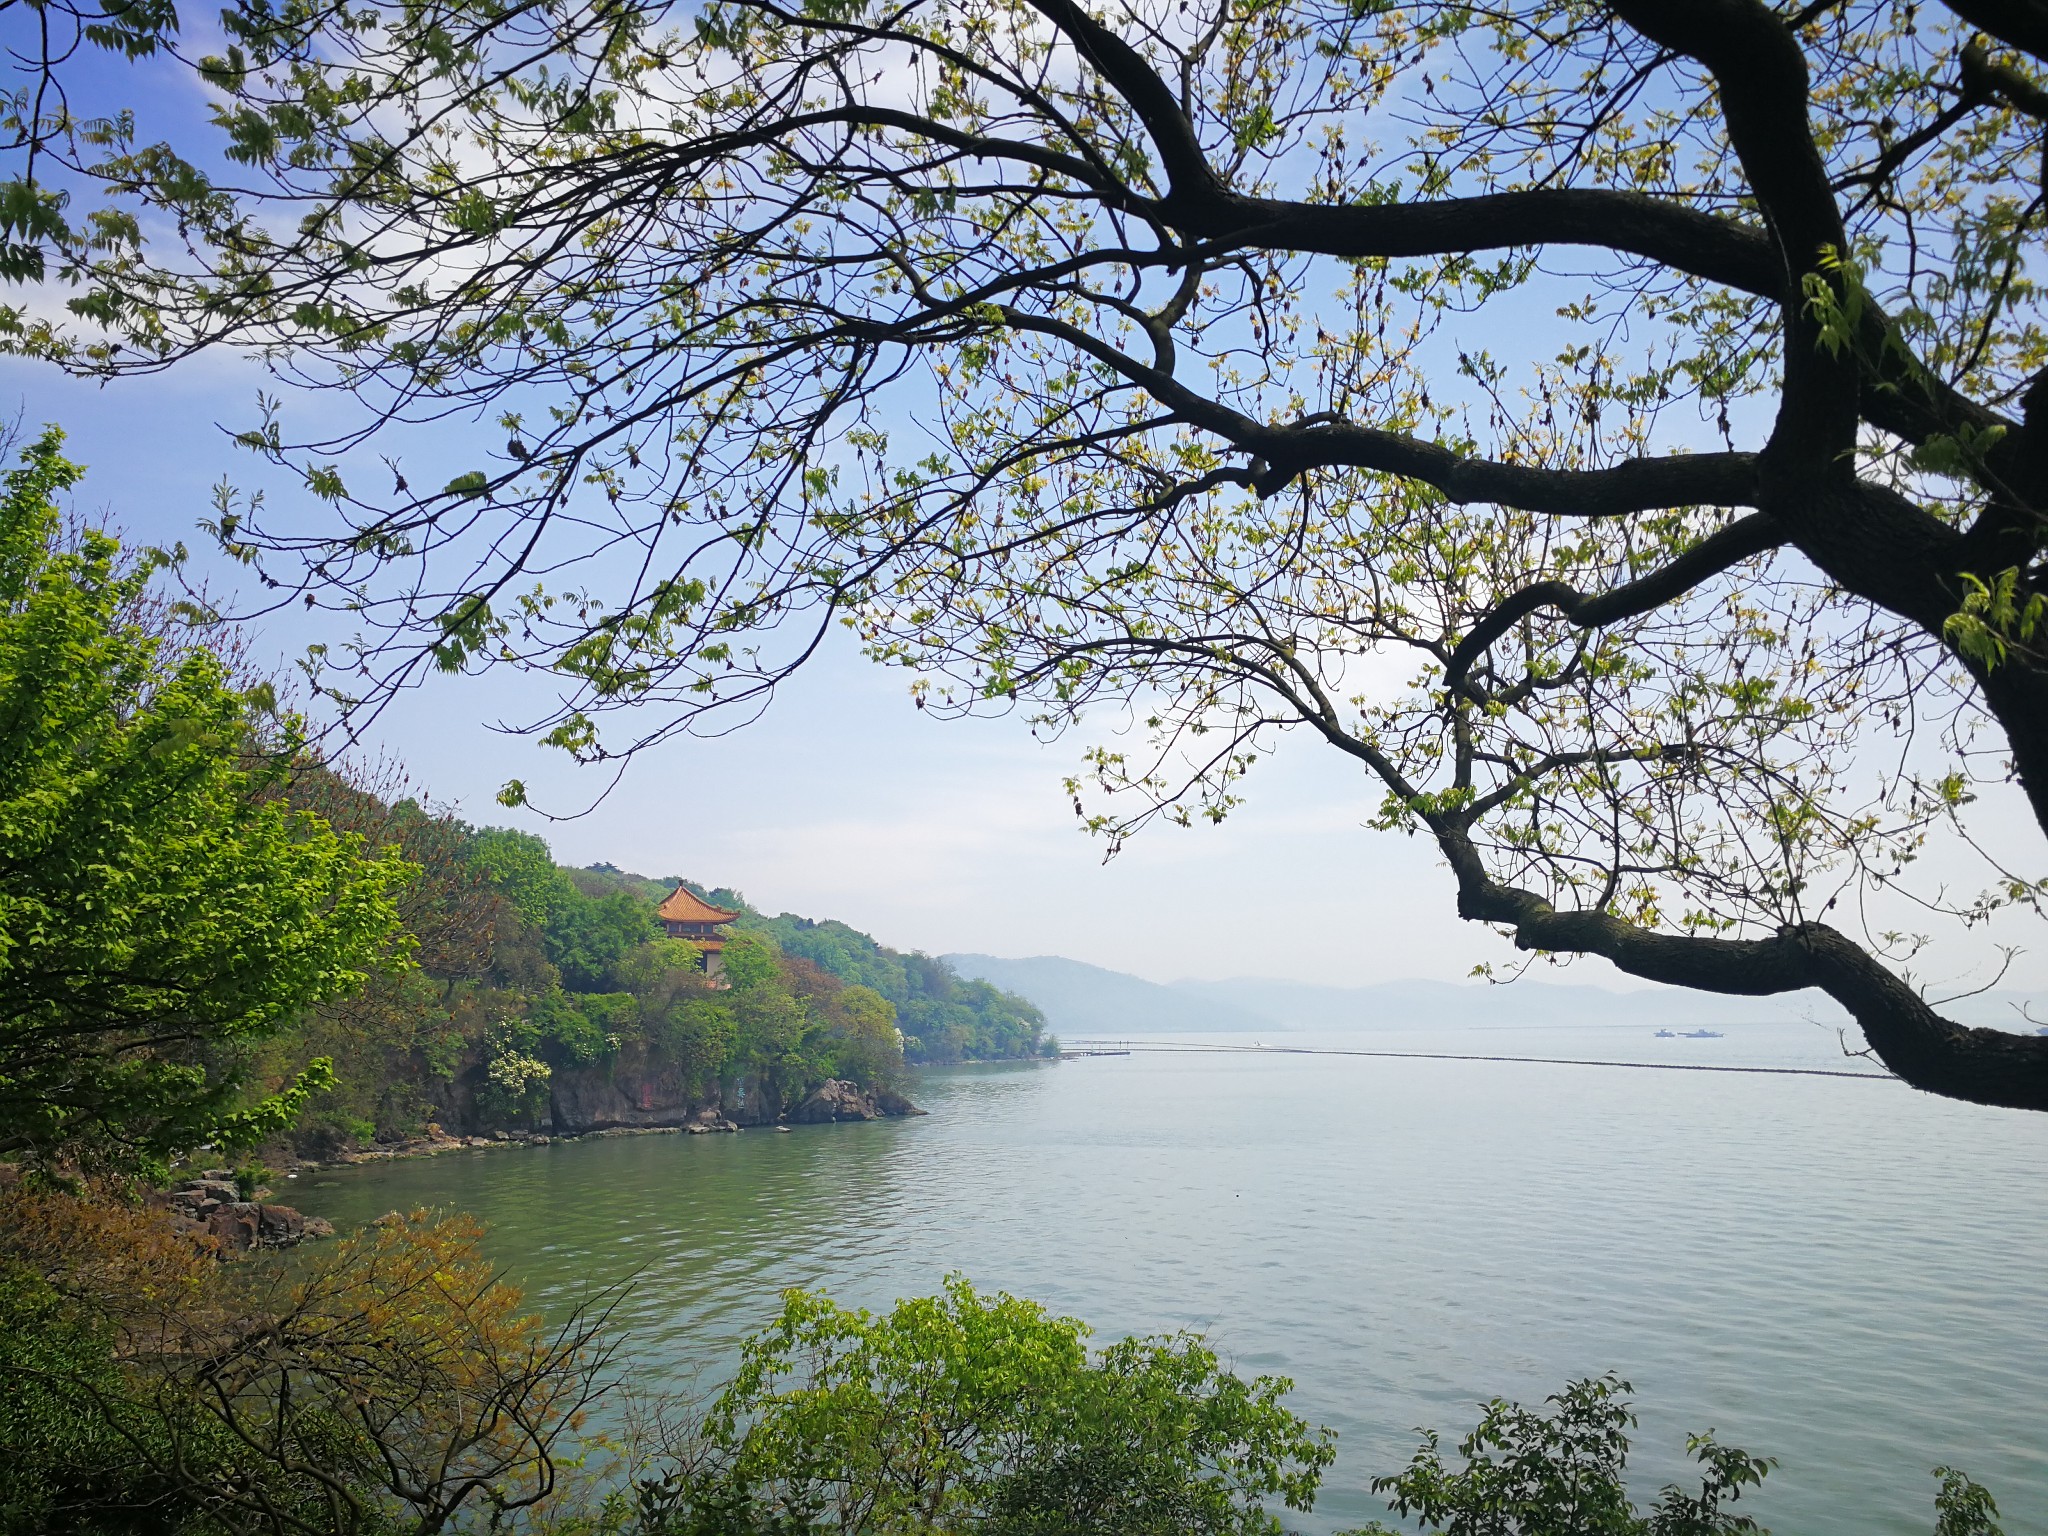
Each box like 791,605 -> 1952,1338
1346,1375 -> 2003,1536
650,993 -> 739,1092
635,1276 -> 1333,1536
530,987 -> 638,1067
719,931 -> 783,992
257,762 -> 511,1150
545,890 -> 661,992
831,985 -> 906,1087
15,0 -> 2048,1108
471,829 -> 580,934
613,935 -> 707,1001
748,915 -> 1049,1063
474,833 -> 660,990
1352,1376 -> 1770,1536
0,429 -> 411,1172
753,916 -> 913,1000
729,980 -> 812,1116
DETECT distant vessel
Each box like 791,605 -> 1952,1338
1654,1029 -> 1677,1038
1679,1029 -> 1724,1039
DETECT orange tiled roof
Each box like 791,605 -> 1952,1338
657,885 -> 739,925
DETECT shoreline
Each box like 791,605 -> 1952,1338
275,1091 -> 925,1176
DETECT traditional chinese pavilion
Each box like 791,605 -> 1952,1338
656,884 -> 741,979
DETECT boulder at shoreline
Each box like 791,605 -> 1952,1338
788,1079 -> 928,1124
153,1175 -> 334,1249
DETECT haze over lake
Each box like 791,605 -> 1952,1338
295,1021 -> 2048,1536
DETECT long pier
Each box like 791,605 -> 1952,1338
1058,1038 -> 1894,1084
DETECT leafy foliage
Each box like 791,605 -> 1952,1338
742,912 -> 1053,1063
635,1276 -> 1333,1536
472,828 -> 583,934
1344,1375 -> 2005,1536
0,1187 -> 2014,1536
0,1187 -> 617,1535
178,1209 -> 620,1533
1932,1466 -> 2006,1536
1348,1375 -> 1770,1536
0,1265 -> 235,1534
546,890 -> 663,993
0,430 -> 410,1173
247,833 -> 1050,1148
0,1175 -> 234,1529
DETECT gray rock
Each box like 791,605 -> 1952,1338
205,1201 -> 322,1250
550,1061 -> 713,1132
779,1080 -> 928,1124
207,1202 -> 262,1248
725,1080 -> 784,1127
789,1079 -> 882,1124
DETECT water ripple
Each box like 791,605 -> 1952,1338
296,1025 -> 2048,1536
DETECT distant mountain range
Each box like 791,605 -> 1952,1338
941,955 -> 1269,1034
942,953 -> 2045,1036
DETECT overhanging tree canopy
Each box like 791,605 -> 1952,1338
0,428 -> 413,1170
7,0 -> 2048,1106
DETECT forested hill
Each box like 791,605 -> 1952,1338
569,867 -> 1053,1064
244,807 -> 1053,1160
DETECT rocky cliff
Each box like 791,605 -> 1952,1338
547,1056 -> 709,1132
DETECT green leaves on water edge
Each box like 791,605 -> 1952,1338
1343,1374 -> 2004,1536
638,1275 -> 1335,1536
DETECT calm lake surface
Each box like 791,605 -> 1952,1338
291,1022 -> 2048,1535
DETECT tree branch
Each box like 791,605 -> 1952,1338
997,303 -> 1760,515
1199,191 -> 1783,299
1432,820 -> 2048,1110
1611,0 -> 1860,463
1024,0 -> 1220,198
1030,0 -> 1785,295
1443,513 -> 1787,700
1255,428 -> 1761,516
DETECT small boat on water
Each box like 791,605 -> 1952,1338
1654,1029 -> 1677,1038
1679,1029 -> 1724,1039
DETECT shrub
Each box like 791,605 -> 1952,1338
0,1194 -> 621,1535
633,1277 -> 1332,1536
1345,1375 -> 2003,1536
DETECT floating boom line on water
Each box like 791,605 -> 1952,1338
1058,1041 -> 1893,1083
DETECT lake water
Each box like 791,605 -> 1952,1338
291,1022 -> 2048,1535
